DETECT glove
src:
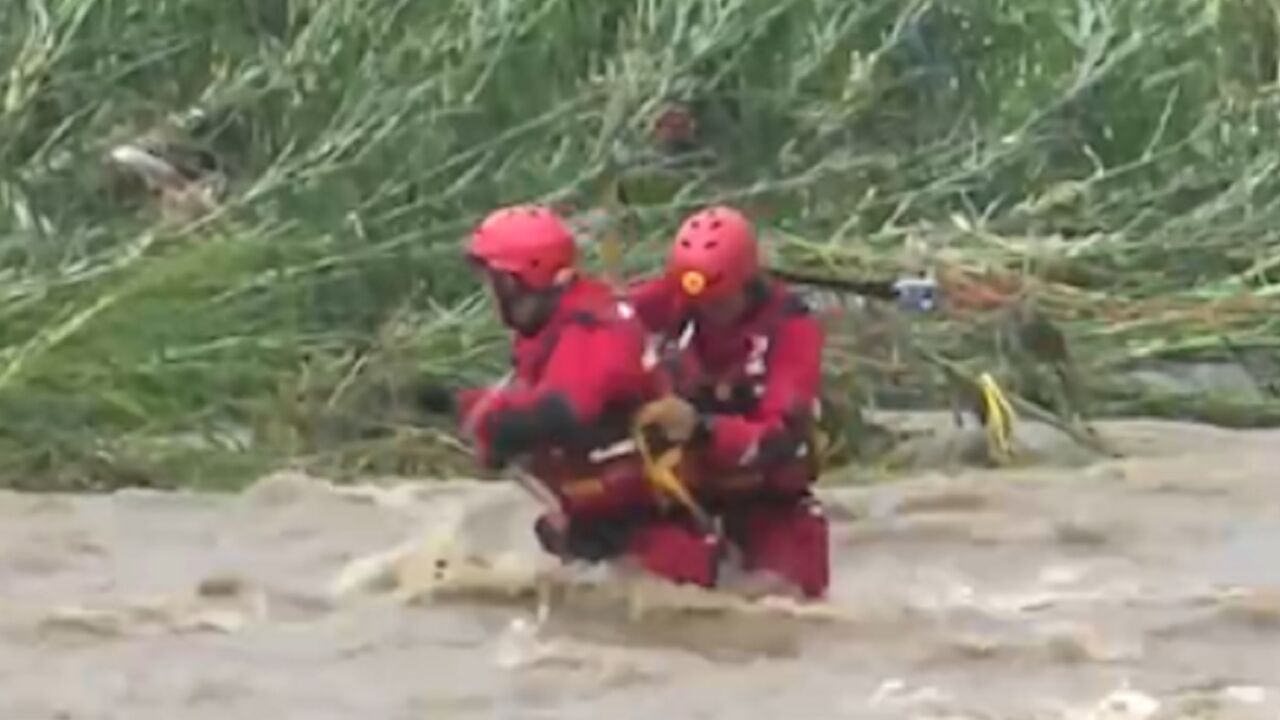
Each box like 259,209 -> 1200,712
482,408 -> 535,470
757,403 -> 820,467
755,427 -> 803,468
416,381 -> 456,415
483,393 -> 580,470
635,395 -> 705,444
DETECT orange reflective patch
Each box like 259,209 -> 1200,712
560,478 -> 606,500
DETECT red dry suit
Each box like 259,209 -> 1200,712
628,274 -> 830,599
456,277 -> 721,587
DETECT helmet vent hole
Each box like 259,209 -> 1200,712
705,241 -> 719,250
690,220 -> 702,229
709,219 -> 722,230
680,239 -> 692,248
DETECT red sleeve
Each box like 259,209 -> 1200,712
536,317 -> 648,420
460,317 -> 649,467
705,310 -> 825,469
626,276 -> 682,334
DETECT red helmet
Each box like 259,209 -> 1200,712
467,204 -> 576,289
666,205 -> 759,302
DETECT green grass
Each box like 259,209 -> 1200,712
3,0 -> 1280,489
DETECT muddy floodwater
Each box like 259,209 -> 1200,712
2,416 -> 1278,719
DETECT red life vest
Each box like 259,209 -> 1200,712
652,281 -> 824,497
657,284 -> 815,413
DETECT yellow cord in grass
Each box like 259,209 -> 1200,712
977,372 -> 1017,464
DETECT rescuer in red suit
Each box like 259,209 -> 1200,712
626,206 -> 830,599
451,204 -> 723,587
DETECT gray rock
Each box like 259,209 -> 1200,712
867,411 -> 1105,474
1121,360 -> 1266,402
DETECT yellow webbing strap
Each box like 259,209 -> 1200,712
630,410 -> 714,531
977,372 -> 1017,463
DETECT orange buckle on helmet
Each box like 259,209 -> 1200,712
680,270 -> 707,296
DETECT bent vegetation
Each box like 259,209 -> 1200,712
2,0 -> 1280,491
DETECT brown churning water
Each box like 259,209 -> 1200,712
1,415 -> 1277,719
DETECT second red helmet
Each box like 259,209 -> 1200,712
666,205 -> 760,302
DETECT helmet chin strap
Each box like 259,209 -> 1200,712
503,285 -> 566,337
476,261 -> 577,337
